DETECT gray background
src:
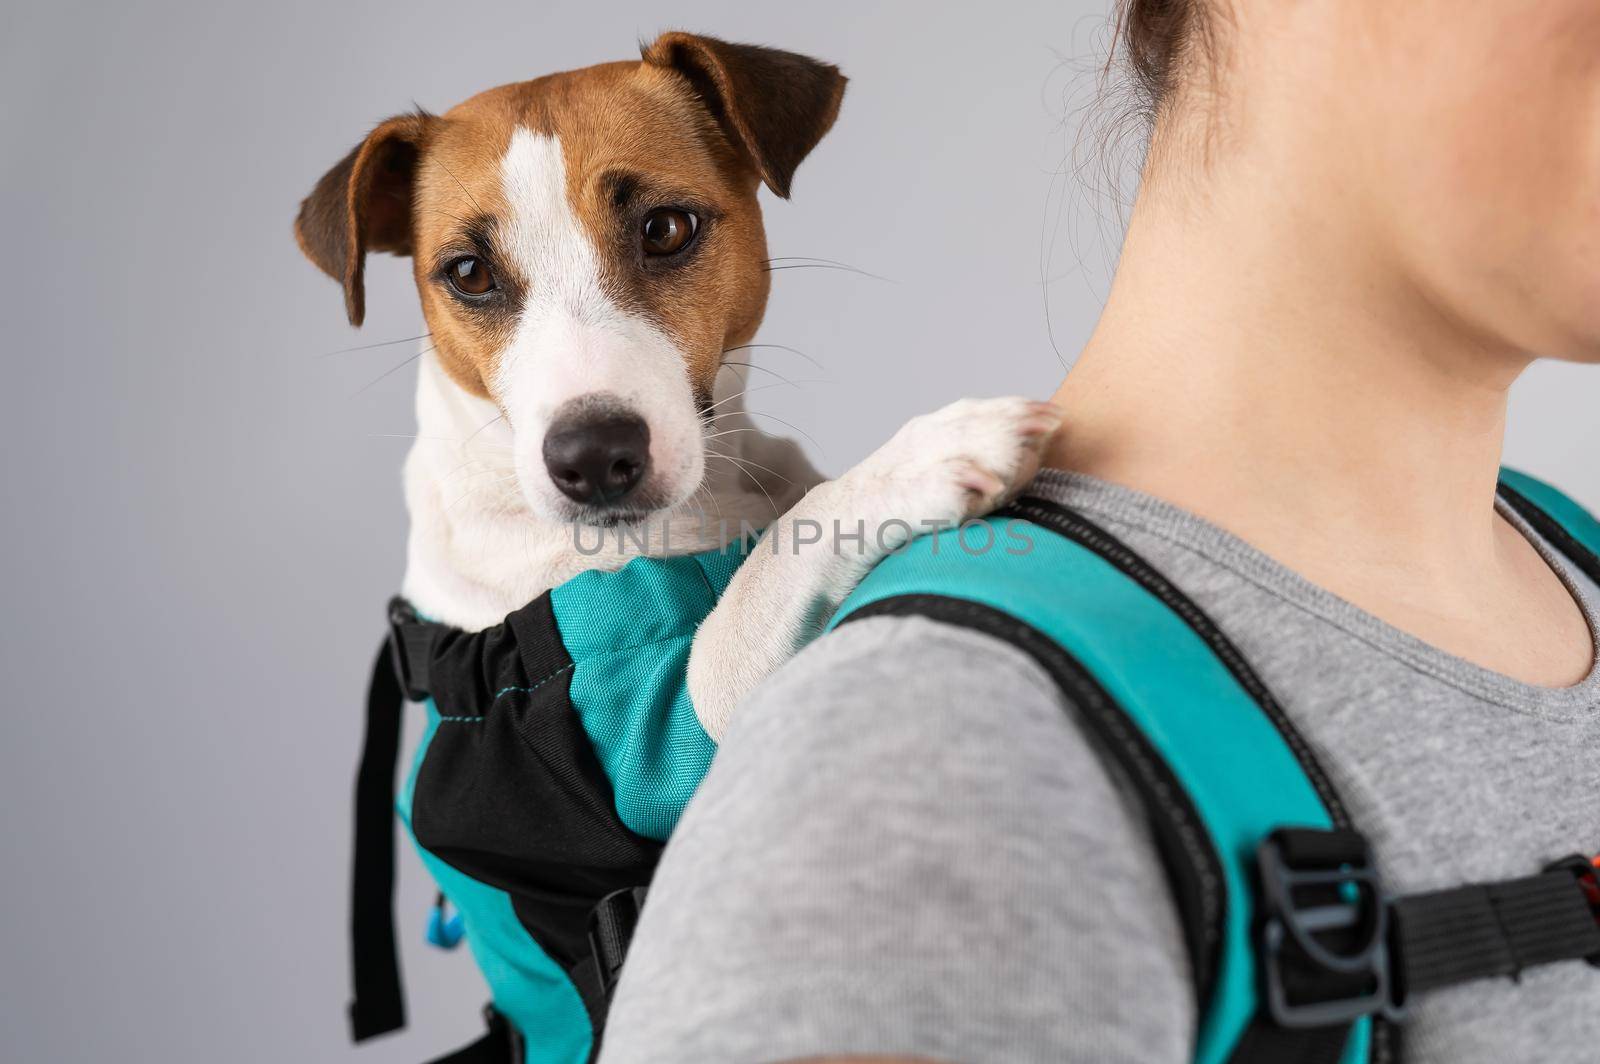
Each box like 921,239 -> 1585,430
1,1 -> 1594,1061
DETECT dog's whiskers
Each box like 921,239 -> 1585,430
704,451 -> 780,517
721,342 -> 825,372
700,378 -> 828,418
762,261 -> 894,283
702,427 -> 766,442
463,412 -> 508,444
350,344 -> 436,398
689,479 -> 725,523
705,447 -> 797,490
719,361 -> 824,389
440,457 -> 516,482
764,255 -> 865,268
676,486 -> 714,532
700,385 -> 753,416
703,407 -> 826,456
443,474 -> 522,514
438,450 -> 518,488
316,332 -> 432,360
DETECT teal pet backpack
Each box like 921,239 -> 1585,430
348,470 -> 1600,1064
350,543 -> 751,1063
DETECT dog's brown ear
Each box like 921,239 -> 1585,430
642,32 -> 846,199
294,112 -> 433,327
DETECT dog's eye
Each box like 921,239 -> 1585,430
446,257 -> 495,297
641,208 -> 697,256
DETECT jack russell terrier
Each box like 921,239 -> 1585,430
299,32 -> 1061,1059
298,32 -> 1060,739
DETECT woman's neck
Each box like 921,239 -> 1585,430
1047,160 -> 1533,599
1044,142 -> 1600,688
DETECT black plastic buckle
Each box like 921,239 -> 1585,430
386,597 -> 430,702
1258,828 -> 1402,1028
1544,853 -> 1600,967
588,886 -> 649,997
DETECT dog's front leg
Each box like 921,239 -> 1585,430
687,397 -> 1062,738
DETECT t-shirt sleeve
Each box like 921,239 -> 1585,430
599,615 -> 1197,1064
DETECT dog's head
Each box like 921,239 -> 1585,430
296,33 -> 844,523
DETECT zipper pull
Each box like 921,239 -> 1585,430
426,891 -> 465,950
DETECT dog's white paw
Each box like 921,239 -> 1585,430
847,397 -> 1062,533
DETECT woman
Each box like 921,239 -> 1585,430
600,1 -> 1600,1062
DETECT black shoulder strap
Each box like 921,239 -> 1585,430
347,599 -> 437,1042
1003,500 -> 1388,1064
348,636 -> 408,1041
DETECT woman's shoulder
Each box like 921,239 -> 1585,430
605,609 -> 1194,1063
747,609 -> 1073,735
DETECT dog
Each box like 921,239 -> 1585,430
296,32 -> 1060,738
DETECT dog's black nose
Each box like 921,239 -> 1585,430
542,411 -> 651,505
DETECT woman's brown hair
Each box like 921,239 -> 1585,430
1112,0 -> 1217,117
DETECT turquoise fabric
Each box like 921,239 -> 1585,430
828,516 -> 1368,1064
393,542 -> 750,1061
1501,467 -> 1600,559
398,699 -> 593,1064
550,542 -> 751,840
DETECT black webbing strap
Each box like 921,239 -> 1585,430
388,597 -> 438,704
349,638 -> 407,1041
348,600 -> 438,1043
562,885 -> 651,1063
1228,1021 -> 1354,1064
589,885 -> 649,997
1393,864 -> 1600,995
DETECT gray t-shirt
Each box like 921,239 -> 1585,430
601,471 -> 1600,1064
